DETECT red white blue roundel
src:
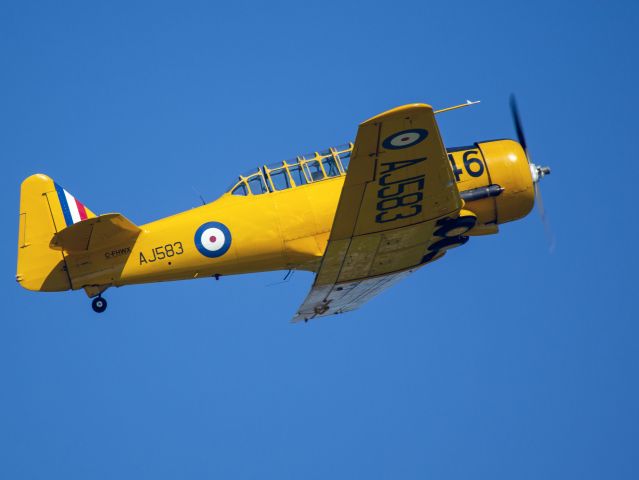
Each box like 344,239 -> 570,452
194,222 -> 232,258
382,128 -> 429,150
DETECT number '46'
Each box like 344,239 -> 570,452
449,150 -> 485,181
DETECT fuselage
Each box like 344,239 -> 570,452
84,138 -> 535,290
18,138 -> 534,295
117,175 -> 344,286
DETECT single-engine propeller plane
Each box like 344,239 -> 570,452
16,97 -> 550,320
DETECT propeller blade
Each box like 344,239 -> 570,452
534,182 -> 556,253
509,94 -> 528,153
510,95 -> 553,252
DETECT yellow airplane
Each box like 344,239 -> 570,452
16,98 -> 550,320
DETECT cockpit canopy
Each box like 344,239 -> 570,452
228,143 -> 353,196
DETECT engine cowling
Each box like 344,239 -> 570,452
447,139 -> 535,227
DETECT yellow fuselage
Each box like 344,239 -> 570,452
120,176 -> 344,285
17,139 -> 535,295
91,139 -> 534,289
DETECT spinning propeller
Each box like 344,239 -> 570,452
509,94 -> 555,252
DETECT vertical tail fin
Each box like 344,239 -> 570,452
16,174 -> 96,291
53,181 -> 96,227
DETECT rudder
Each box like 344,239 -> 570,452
16,174 -> 96,292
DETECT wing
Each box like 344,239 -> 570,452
292,103 -> 462,322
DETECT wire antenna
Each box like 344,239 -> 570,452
191,186 -> 206,205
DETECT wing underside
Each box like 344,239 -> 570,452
292,269 -> 414,322
293,103 -> 463,322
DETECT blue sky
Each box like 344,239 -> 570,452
1,1 -> 638,478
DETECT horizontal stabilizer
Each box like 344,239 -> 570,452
50,213 -> 141,252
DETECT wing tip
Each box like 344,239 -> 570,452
362,103 -> 434,125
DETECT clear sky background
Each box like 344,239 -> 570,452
1,1 -> 638,478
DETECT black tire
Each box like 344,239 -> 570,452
429,235 -> 469,252
434,216 -> 477,238
92,296 -> 107,313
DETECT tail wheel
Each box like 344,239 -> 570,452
434,215 -> 477,238
429,235 -> 469,253
92,296 -> 107,313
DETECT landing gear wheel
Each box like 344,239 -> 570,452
92,296 -> 107,313
429,235 -> 469,253
435,216 -> 477,238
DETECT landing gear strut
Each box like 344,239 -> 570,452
92,295 -> 107,313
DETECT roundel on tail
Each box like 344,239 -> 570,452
194,222 -> 232,258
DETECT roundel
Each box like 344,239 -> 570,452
382,128 -> 429,150
194,222 -> 232,258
